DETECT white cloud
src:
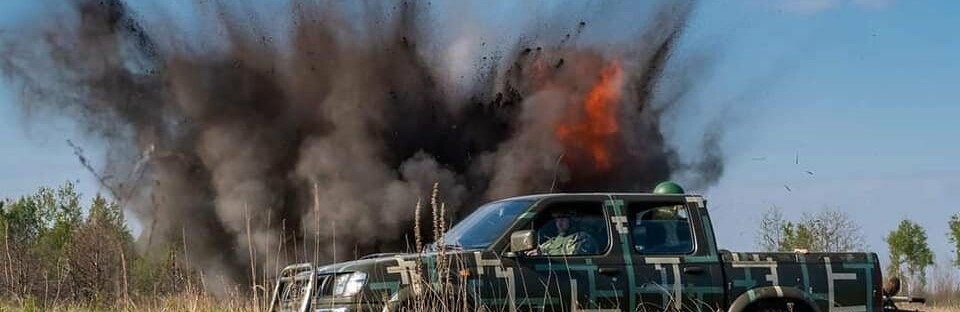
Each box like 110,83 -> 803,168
775,0 -> 896,14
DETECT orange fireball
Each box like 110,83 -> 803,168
555,61 -> 623,172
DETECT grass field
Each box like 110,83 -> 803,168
0,294 -> 256,312
899,303 -> 960,312
2,296 -> 958,312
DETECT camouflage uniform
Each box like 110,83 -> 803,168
538,231 -> 597,256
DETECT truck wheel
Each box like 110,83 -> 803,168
746,299 -> 811,312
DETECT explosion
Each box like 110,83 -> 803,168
556,61 -> 623,173
0,0 -> 724,292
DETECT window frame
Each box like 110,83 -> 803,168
525,198 -> 614,258
626,202 -> 699,256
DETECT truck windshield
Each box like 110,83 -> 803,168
440,199 -> 534,250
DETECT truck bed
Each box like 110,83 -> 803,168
721,251 -> 883,312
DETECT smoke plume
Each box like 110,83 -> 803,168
0,0 -> 724,291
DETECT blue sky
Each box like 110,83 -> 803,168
689,0 -> 960,266
1,0 -> 958,268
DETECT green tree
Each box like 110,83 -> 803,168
780,221 -> 816,251
87,193 -> 130,239
0,196 -> 43,244
33,182 -> 84,257
0,182 -> 86,301
948,214 -> 960,267
757,206 -> 865,252
886,219 -> 935,292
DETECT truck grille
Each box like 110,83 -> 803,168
274,273 -> 344,312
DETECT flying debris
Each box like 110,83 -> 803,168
0,0 -> 725,290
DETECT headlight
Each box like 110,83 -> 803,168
332,272 -> 367,297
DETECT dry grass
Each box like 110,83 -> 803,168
899,303 -> 960,312
893,266 -> 960,312
0,293 -> 256,312
924,266 -> 960,307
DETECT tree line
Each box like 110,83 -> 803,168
0,181 -> 199,308
758,206 -> 960,296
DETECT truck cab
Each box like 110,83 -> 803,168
270,190 -> 885,312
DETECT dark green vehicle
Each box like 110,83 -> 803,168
270,183 -> 897,312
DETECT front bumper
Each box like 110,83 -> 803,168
308,297 -> 385,312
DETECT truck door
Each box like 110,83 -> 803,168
509,196 -> 626,311
616,196 -> 726,311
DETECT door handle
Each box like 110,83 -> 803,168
598,268 -> 620,276
683,266 -> 705,275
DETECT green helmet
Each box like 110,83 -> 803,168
653,181 -> 685,194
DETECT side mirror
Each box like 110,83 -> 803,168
510,230 -> 536,253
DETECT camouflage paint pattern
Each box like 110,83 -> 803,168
270,194 -> 883,312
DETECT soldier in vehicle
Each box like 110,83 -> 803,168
633,182 -> 693,253
632,205 -> 695,253
527,209 -> 598,256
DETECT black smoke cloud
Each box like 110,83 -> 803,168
0,0 -> 723,291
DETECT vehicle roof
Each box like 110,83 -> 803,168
490,192 -> 702,203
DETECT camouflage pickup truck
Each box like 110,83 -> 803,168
270,183 -> 898,312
